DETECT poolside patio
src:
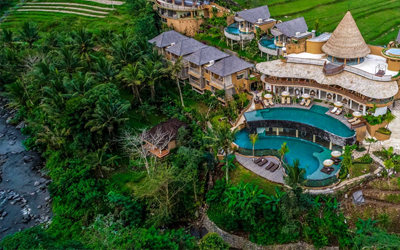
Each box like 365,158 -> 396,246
236,154 -> 284,184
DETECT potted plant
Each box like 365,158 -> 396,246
375,127 -> 391,141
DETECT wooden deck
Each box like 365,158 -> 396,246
236,154 -> 284,184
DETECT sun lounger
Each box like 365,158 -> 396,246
347,117 -> 357,123
330,107 -> 338,114
268,99 -> 274,106
258,158 -> 268,166
281,97 -> 286,105
300,99 -> 305,106
286,97 -> 291,104
305,99 -> 311,107
254,157 -> 264,164
265,162 -> 274,170
351,119 -> 361,125
270,164 -> 280,172
335,108 -> 342,115
263,99 -> 269,108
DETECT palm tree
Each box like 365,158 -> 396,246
57,47 -> 82,78
365,137 -> 378,154
278,142 -> 289,165
1,29 -> 14,48
284,159 -> 306,188
72,28 -> 94,69
384,159 -> 394,186
249,133 -> 258,161
18,22 -> 41,48
141,59 -> 163,100
167,56 -> 185,107
94,57 -> 118,83
118,63 -> 144,104
85,95 -> 130,136
84,143 -> 120,178
207,123 -> 239,182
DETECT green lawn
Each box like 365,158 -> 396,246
230,162 -> 280,196
184,98 -> 210,115
351,162 -> 376,178
235,0 -> 400,45
109,170 -> 146,195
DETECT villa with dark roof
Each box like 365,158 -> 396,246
224,5 -> 276,50
258,17 -> 313,57
149,31 -> 257,101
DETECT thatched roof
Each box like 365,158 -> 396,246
322,11 -> 370,59
256,60 -> 398,99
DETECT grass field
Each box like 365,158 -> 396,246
236,0 -> 400,45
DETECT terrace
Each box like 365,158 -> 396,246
154,0 -> 205,10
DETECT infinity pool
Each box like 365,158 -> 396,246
259,36 -> 279,50
234,130 -> 339,180
225,23 -> 240,35
386,48 -> 400,57
244,105 -> 355,138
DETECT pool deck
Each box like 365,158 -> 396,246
236,154 -> 284,184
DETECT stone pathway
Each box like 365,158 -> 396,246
18,9 -> 107,17
26,2 -> 114,10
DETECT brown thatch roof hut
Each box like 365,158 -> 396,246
322,11 -> 370,59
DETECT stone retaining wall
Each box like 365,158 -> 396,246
203,216 -> 338,250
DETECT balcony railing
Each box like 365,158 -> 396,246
155,0 -> 200,10
258,41 -> 279,56
286,57 -> 394,82
263,77 -> 368,104
189,67 -> 201,76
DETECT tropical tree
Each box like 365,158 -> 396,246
384,159 -> 394,186
224,181 -> 266,225
265,187 -> 286,212
167,56 -> 185,107
249,133 -> 258,161
72,28 -> 94,69
207,123 -> 239,182
238,92 -> 248,108
340,145 -> 356,178
141,59 -> 164,100
385,112 -> 396,128
278,142 -> 289,165
199,233 -> 229,250
94,57 -> 119,83
365,137 -> 378,154
118,63 -> 144,104
57,47 -> 82,78
284,159 -> 306,188
1,29 -> 14,47
18,21 -> 41,48
84,143 -> 120,178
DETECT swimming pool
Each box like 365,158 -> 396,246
225,23 -> 240,35
244,105 -> 355,138
234,130 -> 339,180
259,36 -> 279,50
386,48 -> 400,57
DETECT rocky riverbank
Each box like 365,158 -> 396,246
0,99 -> 52,240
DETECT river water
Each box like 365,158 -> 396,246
0,99 -> 52,240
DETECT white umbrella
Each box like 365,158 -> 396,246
352,111 -> 362,118
302,93 -> 310,99
331,151 -> 342,158
265,94 -> 273,99
334,101 -> 343,107
282,91 -> 290,97
323,159 -> 334,167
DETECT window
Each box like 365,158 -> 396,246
236,73 -> 245,80
206,80 -> 210,86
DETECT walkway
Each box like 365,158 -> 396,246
236,154 -> 284,184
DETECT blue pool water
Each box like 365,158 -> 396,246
387,48 -> 400,56
225,23 -> 240,35
259,36 -> 279,50
244,105 -> 355,138
234,131 -> 339,180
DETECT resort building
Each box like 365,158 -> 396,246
148,30 -> 189,56
152,0 -> 229,37
256,11 -> 399,117
258,17 -> 313,57
149,31 -> 257,100
231,12 -> 400,187
382,29 -> 400,72
224,6 -> 276,50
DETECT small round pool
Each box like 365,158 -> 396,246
225,23 -> 239,35
259,36 -> 279,50
234,130 -> 340,180
386,48 -> 400,57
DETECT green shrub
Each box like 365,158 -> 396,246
358,154 -> 373,164
377,127 -> 392,135
199,233 -> 229,250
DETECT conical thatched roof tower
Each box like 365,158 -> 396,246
322,11 -> 370,59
